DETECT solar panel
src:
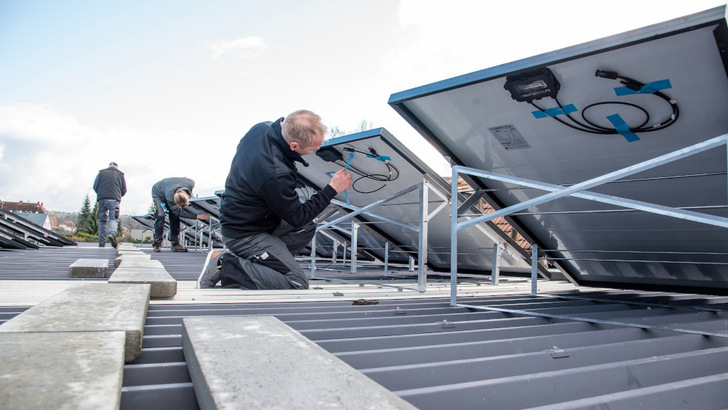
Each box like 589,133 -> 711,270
0,209 -> 76,247
186,196 -> 221,219
296,128 -> 533,277
389,6 -> 728,293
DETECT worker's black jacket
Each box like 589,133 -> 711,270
220,118 -> 336,239
93,166 -> 127,201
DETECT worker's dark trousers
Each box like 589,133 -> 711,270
152,197 -> 181,247
223,220 -> 315,289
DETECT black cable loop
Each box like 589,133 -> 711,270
334,154 -> 400,194
529,72 -> 679,136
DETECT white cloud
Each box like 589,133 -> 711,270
386,0 -> 728,90
0,103 -> 229,214
0,103 -> 89,144
208,36 -> 267,59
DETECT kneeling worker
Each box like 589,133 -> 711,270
210,110 -> 352,289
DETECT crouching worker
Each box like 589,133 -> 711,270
151,177 -> 195,253
199,110 -> 352,289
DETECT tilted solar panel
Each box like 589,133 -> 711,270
389,6 -> 728,293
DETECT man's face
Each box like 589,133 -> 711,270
291,134 -> 324,156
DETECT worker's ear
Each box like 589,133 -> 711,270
289,141 -> 299,151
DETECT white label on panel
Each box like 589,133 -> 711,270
489,124 -> 531,150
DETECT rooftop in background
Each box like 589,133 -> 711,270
0,200 -> 48,214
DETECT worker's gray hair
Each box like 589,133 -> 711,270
282,110 -> 326,146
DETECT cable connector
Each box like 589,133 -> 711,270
620,78 -> 643,91
595,69 -> 618,80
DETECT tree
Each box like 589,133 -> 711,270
357,119 -> 373,132
77,195 -> 92,234
84,202 -> 99,235
329,126 -> 345,138
328,120 -> 374,139
117,217 -> 123,237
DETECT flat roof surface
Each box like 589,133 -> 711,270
3,244 -> 728,409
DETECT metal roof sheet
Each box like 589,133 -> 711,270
2,245 -> 728,408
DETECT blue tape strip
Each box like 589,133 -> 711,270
532,104 -> 577,119
366,154 -> 391,162
614,79 -> 672,96
607,114 -> 640,142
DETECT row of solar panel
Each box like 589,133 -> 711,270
131,195 -> 223,249
0,208 -> 76,249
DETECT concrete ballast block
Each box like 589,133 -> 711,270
182,316 -> 416,410
114,253 -> 151,268
109,259 -> 177,298
69,258 -> 109,278
0,284 -> 150,362
0,331 -> 125,410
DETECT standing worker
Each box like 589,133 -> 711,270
151,177 -> 194,252
213,109 -> 353,289
93,161 -> 127,248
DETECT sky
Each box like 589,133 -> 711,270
1,0 -> 726,215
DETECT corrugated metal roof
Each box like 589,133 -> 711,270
122,291 -> 728,409
2,245 -> 728,409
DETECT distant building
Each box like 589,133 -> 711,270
0,199 -> 48,214
15,212 -> 51,230
130,228 -> 153,242
57,220 -> 76,234
0,199 -> 51,230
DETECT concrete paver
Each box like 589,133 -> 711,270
182,315 -> 416,409
0,284 -> 150,362
0,331 -> 125,410
109,259 -> 177,298
69,258 -> 109,278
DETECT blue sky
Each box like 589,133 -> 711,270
1,0 -> 725,214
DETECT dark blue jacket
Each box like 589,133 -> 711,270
220,118 -> 336,239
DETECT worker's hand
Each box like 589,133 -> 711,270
328,168 -> 353,194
